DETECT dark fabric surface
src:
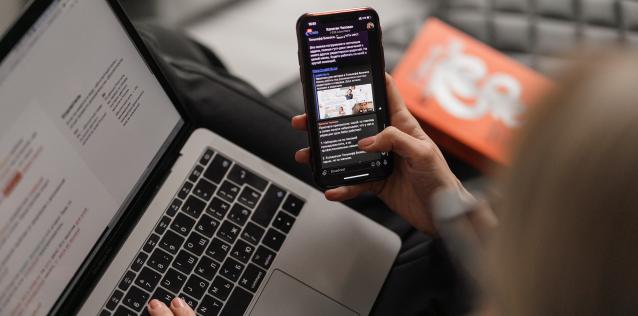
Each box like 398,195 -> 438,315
136,23 -> 474,316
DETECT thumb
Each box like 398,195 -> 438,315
359,126 -> 433,160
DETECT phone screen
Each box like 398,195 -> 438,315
298,9 -> 392,188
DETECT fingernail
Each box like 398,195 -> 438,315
172,297 -> 186,308
148,299 -> 162,310
358,136 -> 375,147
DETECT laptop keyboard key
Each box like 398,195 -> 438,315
217,220 -> 240,243
100,310 -> 112,316
220,287 -> 253,316
209,276 -> 233,301
206,238 -> 230,262
148,248 -> 172,273
181,196 -> 206,219
252,246 -> 275,270
151,287 -> 175,306
171,213 -> 195,236
206,197 -> 230,220
143,234 -> 160,253
178,181 -> 193,200
231,239 -> 255,263
194,255 -> 220,281
204,154 -> 232,184
238,186 -> 261,209
131,252 -> 148,272
217,181 -> 240,203
282,194 -> 304,216
114,305 -> 137,316
173,250 -> 198,275
154,216 -> 171,235
263,228 -> 286,251
193,179 -> 216,202
251,185 -> 286,227
199,149 -> 215,166
184,231 -> 209,256
159,230 -> 184,255
220,258 -> 245,282
228,165 -> 268,191
118,270 -> 136,291
106,289 -> 124,310
122,285 -> 149,311
272,211 -> 295,234
161,268 -> 187,294
179,293 -> 199,310
195,214 -> 219,238
189,165 -> 204,183
183,274 -> 209,299
228,204 -> 251,226
239,264 -> 266,292
135,267 -> 161,292
197,295 -> 223,316
167,199 -> 182,217
241,222 -> 265,245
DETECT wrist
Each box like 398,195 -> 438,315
431,184 -> 477,223
430,184 -> 498,240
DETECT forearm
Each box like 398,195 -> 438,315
431,187 -> 498,281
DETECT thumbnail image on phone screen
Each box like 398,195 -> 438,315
297,8 -> 393,189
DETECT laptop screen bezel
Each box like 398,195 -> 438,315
0,0 -> 197,314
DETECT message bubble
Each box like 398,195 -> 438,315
308,31 -> 369,66
318,115 -> 379,167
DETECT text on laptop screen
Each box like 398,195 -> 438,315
0,0 -> 182,314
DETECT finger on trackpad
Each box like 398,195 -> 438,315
250,270 -> 358,316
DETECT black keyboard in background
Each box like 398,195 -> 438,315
100,148 -> 305,316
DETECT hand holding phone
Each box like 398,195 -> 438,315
296,8 -> 393,188
293,73 -> 471,235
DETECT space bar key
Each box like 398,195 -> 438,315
220,287 -> 254,315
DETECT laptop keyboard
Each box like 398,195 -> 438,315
100,148 -> 305,316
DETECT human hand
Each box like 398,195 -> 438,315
292,74 -> 470,234
147,298 -> 195,316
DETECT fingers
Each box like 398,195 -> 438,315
359,126 -> 432,160
291,114 -> 308,131
292,115 -> 310,165
147,300 -> 174,316
171,298 -> 196,316
294,148 -> 311,164
324,181 -> 381,201
385,73 -> 410,116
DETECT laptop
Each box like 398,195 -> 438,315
0,0 -> 400,315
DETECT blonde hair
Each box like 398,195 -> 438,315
490,52 -> 638,315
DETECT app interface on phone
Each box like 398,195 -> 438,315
302,14 -> 388,178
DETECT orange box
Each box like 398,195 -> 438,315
392,18 -> 553,171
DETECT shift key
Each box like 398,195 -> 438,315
250,185 -> 286,227
220,287 -> 253,316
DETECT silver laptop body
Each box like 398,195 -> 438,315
0,0 -> 400,315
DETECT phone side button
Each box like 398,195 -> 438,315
299,67 -> 304,83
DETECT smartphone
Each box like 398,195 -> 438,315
296,7 -> 393,189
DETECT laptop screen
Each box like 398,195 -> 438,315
0,0 -> 183,314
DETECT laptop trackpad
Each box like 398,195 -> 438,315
250,270 -> 358,316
